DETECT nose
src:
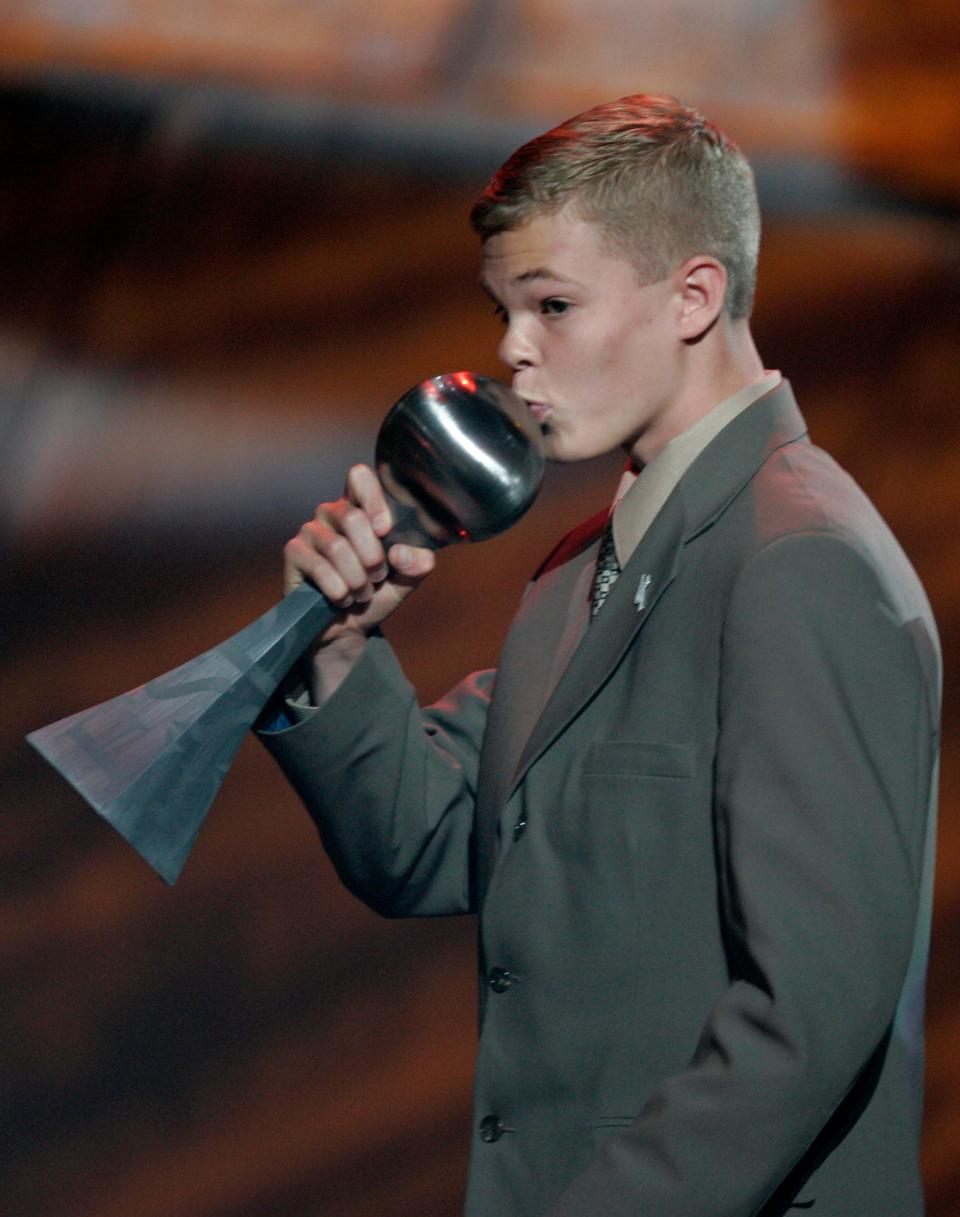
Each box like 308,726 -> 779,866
498,317 -> 538,372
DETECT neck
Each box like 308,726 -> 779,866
630,318 -> 766,465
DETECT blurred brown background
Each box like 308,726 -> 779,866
2,2 -> 958,1215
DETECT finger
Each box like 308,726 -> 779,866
312,525 -> 382,603
284,535 -> 355,604
287,522 -> 371,604
344,464 -> 393,536
295,502 -> 386,603
387,543 -> 436,580
327,502 -> 389,586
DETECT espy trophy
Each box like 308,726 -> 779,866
27,372 -> 545,884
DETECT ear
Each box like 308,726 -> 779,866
675,255 -> 727,341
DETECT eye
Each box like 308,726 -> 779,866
493,304 -> 509,326
540,297 -> 570,317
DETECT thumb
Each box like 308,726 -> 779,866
388,543 -> 436,581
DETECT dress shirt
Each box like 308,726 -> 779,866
611,371 -> 782,567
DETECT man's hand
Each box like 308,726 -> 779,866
283,464 -> 435,703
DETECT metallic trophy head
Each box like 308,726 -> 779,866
376,371 -> 545,546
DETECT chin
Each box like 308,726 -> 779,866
545,433 -> 613,464
539,424 -> 572,461
543,437 -> 577,463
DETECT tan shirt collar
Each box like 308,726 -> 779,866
611,372 -> 782,565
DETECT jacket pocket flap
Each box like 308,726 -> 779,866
584,740 -> 694,778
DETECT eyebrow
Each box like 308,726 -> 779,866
515,267 -> 578,284
479,267 -> 581,298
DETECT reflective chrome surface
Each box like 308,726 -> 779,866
377,371 -> 545,545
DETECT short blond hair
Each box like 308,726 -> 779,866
471,94 -> 760,320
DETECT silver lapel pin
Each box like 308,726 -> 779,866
634,573 -> 653,612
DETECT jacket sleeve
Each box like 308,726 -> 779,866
257,632 -> 493,917
548,531 -> 940,1217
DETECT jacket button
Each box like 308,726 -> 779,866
512,817 -> 527,841
488,967 -> 513,993
479,1114 -> 505,1143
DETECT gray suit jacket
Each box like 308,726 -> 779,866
260,382 -> 940,1217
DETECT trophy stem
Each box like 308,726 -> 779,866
27,581 -> 335,884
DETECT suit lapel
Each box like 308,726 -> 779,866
477,532 -> 598,799
473,517 -> 602,901
510,489 -> 687,795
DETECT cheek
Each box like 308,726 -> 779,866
592,323 -> 645,378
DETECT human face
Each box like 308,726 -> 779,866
480,208 -> 685,465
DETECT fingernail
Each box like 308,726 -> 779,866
371,565 -> 388,582
393,545 -> 410,566
374,511 -> 391,532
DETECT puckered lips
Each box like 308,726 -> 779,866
519,396 -> 551,424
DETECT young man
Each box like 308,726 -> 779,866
260,95 -> 940,1216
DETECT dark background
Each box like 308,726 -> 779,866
2,3 -> 959,1214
